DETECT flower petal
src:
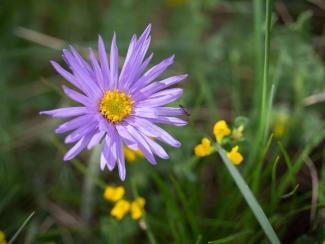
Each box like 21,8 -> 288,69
40,107 -> 87,117
64,135 -> 92,161
98,35 -> 110,89
110,33 -> 119,89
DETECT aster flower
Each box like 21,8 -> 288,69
40,24 -> 188,180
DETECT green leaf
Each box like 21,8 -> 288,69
218,146 -> 280,244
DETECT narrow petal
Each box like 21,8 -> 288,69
130,55 -> 174,92
116,136 -> 126,181
55,115 -> 92,134
101,136 -> 116,171
143,135 -> 169,159
62,86 -> 90,106
69,46 -> 93,74
50,61 -> 85,93
88,48 -> 105,91
135,88 -> 183,107
125,116 -> 159,137
64,135 -> 91,161
62,49 -> 101,97
115,123 -> 138,150
98,35 -> 110,89
128,117 -> 181,147
132,74 -> 187,101
106,129 -> 117,171
110,33 -> 119,89
65,121 -> 97,143
147,116 -> 187,126
40,107 -> 87,117
88,130 -> 105,149
125,124 -> 156,164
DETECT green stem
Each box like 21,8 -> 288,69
131,179 -> 158,244
218,146 -> 280,244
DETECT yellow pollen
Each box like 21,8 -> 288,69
99,90 -> 133,123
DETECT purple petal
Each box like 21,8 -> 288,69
125,116 -> 159,137
55,115 -> 92,134
143,135 -> 169,159
62,86 -> 90,106
147,116 -> 187,127
115,123 -> 138,150
69,46 -> 93,75
62,49 -> 101,97
88,48 -> 105,91
116,136 -> 126,181
65,121 -> 97,143
132,74 -> 187,101
125,124 -> 157,164
64,135 -> 91,161
50,61 -> 86,93
98,35 -> 110,89
130,55 -> 174,92
135,88 -> 183,107
101,135 -> 116,171
109,33 -> 119,89
40,107 -> 87,117
88,130 -> 105,149
129,117 -> 181,147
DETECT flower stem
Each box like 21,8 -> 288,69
218,146 -> 280,244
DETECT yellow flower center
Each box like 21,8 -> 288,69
99,90 -> 133,123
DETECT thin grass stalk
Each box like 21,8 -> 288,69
81,145 -> 101,224
218,146 -> 280,244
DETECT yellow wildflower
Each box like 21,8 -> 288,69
0,230 -> 6,244
124,146 -> 143,163
130,197 -> 146,220
103,186 -> 125,202
227,146 -> 244,165
232,125 -> 244,140
194,137 -> 212,157
213,120 -> 231,143
111,199 -> 130,220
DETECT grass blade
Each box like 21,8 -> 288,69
218,146 -> 280,244
8,211 -> 35,244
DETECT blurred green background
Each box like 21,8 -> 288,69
1,0 -> 325,243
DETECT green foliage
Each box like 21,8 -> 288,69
0,0 -> 324,243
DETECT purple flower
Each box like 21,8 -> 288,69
40,24 -> 187,181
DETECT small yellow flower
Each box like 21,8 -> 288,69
0,230 -> 6,244
213,120 -> 231,143
130,197 -> 146,220
111,199 -> 130,220
227,146 -> 244,165
103,186 -> 125,202
272,110 -> 289,138
194,137 -> 212,157
124,146 -> 143,163
232,125 -> 244,140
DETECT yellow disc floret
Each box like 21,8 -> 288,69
99,90 -> 133,123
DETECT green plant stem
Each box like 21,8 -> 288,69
249,0 -> 273,190
8,212 -> 35,244
218,146 -> 280,244
81,146 -> 101,224
131,179 -> 158,244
